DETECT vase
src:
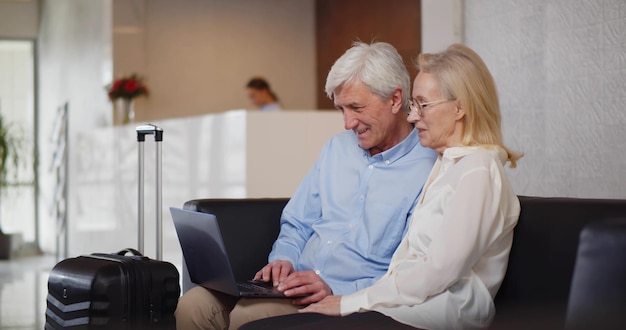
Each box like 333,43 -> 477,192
115,98 -> 135,125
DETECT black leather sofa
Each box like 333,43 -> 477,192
181,196 -> 626,329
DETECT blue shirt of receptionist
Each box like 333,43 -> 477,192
259,102 -> 282,111
268,129 -> 438,295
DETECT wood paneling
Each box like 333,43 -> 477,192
315,0 -> 421,109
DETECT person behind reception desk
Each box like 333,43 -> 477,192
175,41 -> 438,329
246,77 -> 282,111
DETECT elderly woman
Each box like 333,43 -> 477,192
292,44 -> 523,329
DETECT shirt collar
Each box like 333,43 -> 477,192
364,130 -> 420,165
441,146 -> 507,164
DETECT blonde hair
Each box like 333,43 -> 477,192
416,44 -> 522,168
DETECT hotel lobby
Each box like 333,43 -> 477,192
1,0 -> 626,329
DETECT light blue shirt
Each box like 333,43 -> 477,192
268,129 -> 438,295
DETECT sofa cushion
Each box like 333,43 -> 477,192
492,196 -> 626,328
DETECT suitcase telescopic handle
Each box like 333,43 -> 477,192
117,248 -> 144,256
136,124 -> 164,142
136,124 -> 164,260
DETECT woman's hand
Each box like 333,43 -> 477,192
298,295 -> 342,316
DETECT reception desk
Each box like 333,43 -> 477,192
68,110 -> 342,263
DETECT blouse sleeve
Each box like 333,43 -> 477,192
341,160 -> 512,314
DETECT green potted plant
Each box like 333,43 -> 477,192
0,112 -> 23,259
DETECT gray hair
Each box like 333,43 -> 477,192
325,41 -> 410,110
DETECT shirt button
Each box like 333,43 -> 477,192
315,270 -> 321,275
327,240 -> 332,245
359,195 -> 364,201
368,165 -> 374,169
385,160 -> 390,165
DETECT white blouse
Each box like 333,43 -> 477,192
341,146 -> 521,329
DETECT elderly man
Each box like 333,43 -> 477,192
175,41 -> 438,330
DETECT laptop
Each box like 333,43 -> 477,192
170,207 -> 298,298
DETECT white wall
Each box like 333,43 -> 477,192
464,0 -> 626,198
421,0 -> 463,52
37,0 -> 113,252
113,0 -> 316,122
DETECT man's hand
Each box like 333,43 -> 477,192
298,295 -> 342,316
277,270 -> 333,305
254,260 -> 294,286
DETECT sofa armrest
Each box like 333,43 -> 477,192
565,218 -> 626,329
181,198 -> 289,293
492,196 -> 626,329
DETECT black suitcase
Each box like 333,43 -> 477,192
45,125 -> 180,329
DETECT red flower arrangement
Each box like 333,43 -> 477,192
106,74 -> 149,101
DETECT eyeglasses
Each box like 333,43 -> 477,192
408,98 -> 455,117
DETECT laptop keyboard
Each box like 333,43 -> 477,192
237,281 -> 276,294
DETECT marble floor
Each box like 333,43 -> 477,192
0,255 -> 55,330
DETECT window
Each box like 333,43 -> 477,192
0,40 -> 36,245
